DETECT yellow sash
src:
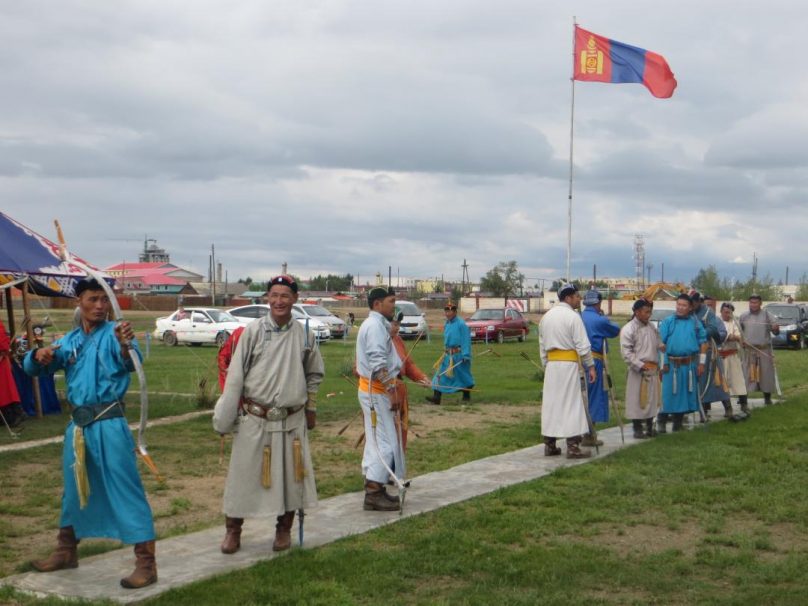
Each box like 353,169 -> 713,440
358,376 -> 388,395
547,349 -> 579,362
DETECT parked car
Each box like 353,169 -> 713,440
466,308 -> 529,343
396,301 -> 429,340
293,304 -> 346,339
153,308 -> 242,347
227,304 -> 332,342
764,303 -> 808,350
649,303 -> 677,330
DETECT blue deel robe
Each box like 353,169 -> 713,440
24,322 -> 155,544
432,316 -> 474,394
12,346 -> 61,415
582,307 -> 621,422
694,305 -> 729,404
658,313 -> 706,414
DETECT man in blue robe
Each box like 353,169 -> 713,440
581,290 -> 620,446
657,293 -> 708,432
692,293 -> 730,419
24,278 -> 157,589
426,302 -> 474,405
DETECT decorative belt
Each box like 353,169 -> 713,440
242,399 -> 303,421
445,347 -> 461,354
71,401 -> 125,428
547,349 -> 579,362
718,350 -> 737,358
358,376 -> 388,395
642,361 -> 659,369
668,355 -> 693,366
591,351 -> 605,360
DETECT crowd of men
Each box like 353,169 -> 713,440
540,283 -> 780,459
14,276 -> 781,589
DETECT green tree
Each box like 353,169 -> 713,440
796,274 -> 808,301
731,273 -> 781,301
691,265 -> 733,300
480,261 -> 524,298
308,273 -> 354,292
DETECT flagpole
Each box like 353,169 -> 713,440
566,17 -> 577,283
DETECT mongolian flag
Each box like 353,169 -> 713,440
573,25 -> 677,99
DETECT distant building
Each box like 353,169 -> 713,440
139,238 -> 171,263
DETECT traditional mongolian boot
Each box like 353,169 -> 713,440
272,511 -> 295,552
739,395 -> 750,415
425,390 -> 442,405
657,414 -> 668,434
120,541 -> 157,589
632,420 -> 648,440
565,437 -> 591,460
764,392 -> 773,406
543,436 -> 561,456
363,480 -> 400,511
645,418 -> 657,437
581,432 -> 603,447
671,414 -> 684,432
31,526 -> 79,572
461,388 -> 471,403
721,400 -> 734,420
220,516 -> 244,554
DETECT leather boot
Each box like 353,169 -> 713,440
581,432 -> 603,447
671,414 -> 684,432
425,391 -> 441,405
632,420 -> 648,439
764,392 -> 773,405
120,541 -> 157,589
645,418 -> 657,437
722,400 -> 734,419
657,413 -> 668,434
565,438 -> 591,459
363,480 -> 400,511
543,436 -> 561,456
31,526 -> 79,572
272,511 -> 295,552
220,516 -> 244,554
739,395 -> 750,415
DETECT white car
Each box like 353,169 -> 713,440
396,301 -> 429,340
153,308 -> 242,347
227,304 -> 332,342
649,303 -> 676,329
293,304 -> 347,339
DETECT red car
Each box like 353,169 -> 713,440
466,308 -> 529,343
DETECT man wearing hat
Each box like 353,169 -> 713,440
426,301 -> 474,405
718,302 -> 749,416
24,278 -> 157,589
355,286 -> 403,511
620,299 -> 661,438
738,295 -> 780,406
580,289 -> 620,445
539,283 -> 597,459
214,275 -> 324,553
691,292 -> 729,419
657,293 -> 707,432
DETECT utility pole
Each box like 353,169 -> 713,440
752,252 -> 758,289
785,266 -> 789,285
461,259 -> 470,296
661,262 -> 665,283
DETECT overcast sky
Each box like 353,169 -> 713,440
2,1 -> 806,288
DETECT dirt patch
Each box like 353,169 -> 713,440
580,521 -> 703,558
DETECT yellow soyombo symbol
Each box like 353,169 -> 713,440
580,35 -> 604,75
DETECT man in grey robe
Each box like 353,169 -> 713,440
213,275 -> 324,553
738,294 -> 779,406
619,299 -> 661,439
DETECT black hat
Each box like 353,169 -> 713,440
632,298 -> 652,312
268,275 -> 298,293
721,302 -> 735,311
558,283 -> 577,299
75,278 -> 105,297
367,286 -> 395,308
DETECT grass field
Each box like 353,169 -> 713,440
1,308 -> 807,605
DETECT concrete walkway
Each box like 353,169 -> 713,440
0,398 -> 770,604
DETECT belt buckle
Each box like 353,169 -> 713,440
72,406 -> 95,428
265,407 -> 287,422
247,403 -> 266,418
